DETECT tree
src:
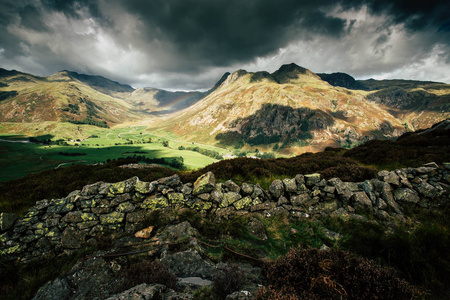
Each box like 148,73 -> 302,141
162,140 -> 169,147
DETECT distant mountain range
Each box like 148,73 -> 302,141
1,64 -> 449,153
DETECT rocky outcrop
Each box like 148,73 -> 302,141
1,163 -> 449,263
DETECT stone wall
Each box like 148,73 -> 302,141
1,162 -> 449,262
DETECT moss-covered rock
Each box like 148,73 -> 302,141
220,192 -> 241,208
135,180 -> 155,194
168,193 -> 185,204
233,196 -> 254,210
141,195 -> 169,210
305,173 -> 321,186
108,177 -> 138,196
99,212 -> 125,225
193,172 -> 216,195
0,212 -> 18,232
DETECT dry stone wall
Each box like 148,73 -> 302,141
1,162 -> 449,262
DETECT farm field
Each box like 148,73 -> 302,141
0,124 -> 230,182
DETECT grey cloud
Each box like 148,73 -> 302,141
0,0 -> 449,90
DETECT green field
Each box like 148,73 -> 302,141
0,124 -> 231,182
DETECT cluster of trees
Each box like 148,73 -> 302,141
68,118 -> 109,128
57,152 -> 86,156
178,145 -> 223,160
121,155 -> 185,169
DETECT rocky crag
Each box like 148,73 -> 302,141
1,162 -> 449,299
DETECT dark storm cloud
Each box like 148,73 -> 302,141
112,0 -> 349,71
0,0 -> 449,89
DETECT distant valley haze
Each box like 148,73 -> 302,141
0,0 -> 449,90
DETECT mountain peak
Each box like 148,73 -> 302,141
272,63 -> 320,84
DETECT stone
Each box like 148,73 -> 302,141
76,221 -> 99,230
295,174 -> 305,185
135,180 -> 155,194
134,226 -> 155,239
277,196 -> 289,206
328,178 -> 352,201
250,202 -> 276,212
106,284 -> 167,300
81,182 -> 102,196
269,180 -> 284,198
247,218 -> 267,240
290,193 -> 313,207
415,166 -> 436,174
305,173 -> 321,186
108,177 -> 138,195
0,212 -> 18,232
32,278 -> 71,300
193,172 -> 216,195
155,221 -> 199,241
283,178 -> 297,193
224,180 -> 241,193
116,202 -> 135,213
416,181 -> 442,198
158,174 -> 182,188
47,198 -> 74,214
321,227 -> 341,242
329,208 -> 350,220
226,291 -> 253,300
323,186 -> 336,194
161,249 -> 214,279
99,212 -> 125,225
126,211 -> 146,223
393,188 -> 420,203
61,227 -> 86,249
141,195 -> 169,210
220,192 -> 241,208
423,162 -> 439,169
168,192 -> 185,204
35,199 -> 50,210
110,193 -> 132,206
181,184 -> 193,195
196,193 -> 211,201
62,211 -> 83,223
380,182 -> 402,215
251,185 -> 264,199
379,171 -> 400,186
211,186 -> 224,203
350,191 -> 373,212
233,196 -> 254,210
241,183 -> 254,196
443,162 -> 450,170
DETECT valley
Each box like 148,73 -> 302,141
1,63 -> 449,182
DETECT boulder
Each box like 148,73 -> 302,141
134,226 -> 154,239
241,183 -> 254,196
193,172 -> 216,195
350,191 -> 373,212
269,180 -> 284,198
224,180 -> 241,193
32,278 -> 71,300
0,212 -> 18,232
305,173 -> 321,186
393,188 -> 420,203
247,218 -> 267,241
61,227 -> 86,249
283,178 -> 297,193
161,249 -> 214,279
158,174 -> 182,188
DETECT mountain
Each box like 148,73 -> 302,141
152,63 -> 450,153
0,68 -> 203,125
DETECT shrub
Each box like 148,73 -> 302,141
213,263 -> 245,299
121,260 -> 178,291
256,247 -> 422,300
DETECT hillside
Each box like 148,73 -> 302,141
153,63 -> 450,154
0,69 -> 203,125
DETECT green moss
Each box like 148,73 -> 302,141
233,196 -> 254,210
168,193 -> 184,204
99,211 -> 125,225
0,244 -> 22,255
80,213 -> 96,222
141,195 -> 169,210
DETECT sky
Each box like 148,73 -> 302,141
0,0 -> 449,91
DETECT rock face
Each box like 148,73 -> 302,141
1,163 -> 449,263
